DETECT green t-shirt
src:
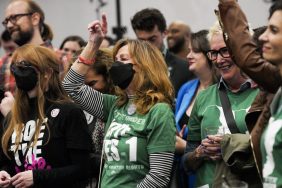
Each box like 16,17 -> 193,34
261,89 -> 282,187
100,94 -> 176,188
187,84 -> 259,187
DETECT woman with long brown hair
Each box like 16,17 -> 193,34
63,14 -> 176,187
0,44 -> 92,188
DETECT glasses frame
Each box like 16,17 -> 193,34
10,60 -> 38,74
2,13 -> 33,27
206,47 -> 230,61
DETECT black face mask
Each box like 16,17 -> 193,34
109,61 -> 135,89
11,62 -> 38,91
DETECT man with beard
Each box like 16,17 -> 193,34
1,0 -> 53,93
167,21 -> 191,60
2,0 -> 53,48
131,8 -> 194,96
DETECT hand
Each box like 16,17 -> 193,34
0,92 -> 14,117
10,171 -> 33,188
201,136 -> 222,160
88,13 -> 108,46
0,171 -> 11,188
177,124 -> 186,138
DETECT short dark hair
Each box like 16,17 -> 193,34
269,0 -> 282,18
191,30 -> 210,54
191,30 -> 218,82
131,8 -> 166,32
191,30 -> 212,66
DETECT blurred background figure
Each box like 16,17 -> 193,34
84,48 -> 116,152
174,29 -> 218,188
83,48 -> 116,188
131,8 -> 194,96
100,36 -> 115,48
59,35 -> 86,56
1,30 -> 18,56
0,30 -> 18,92
58,35 -> 86,79
167,21 -> 191,60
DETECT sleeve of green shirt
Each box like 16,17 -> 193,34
146,103 -> 176,154
187,93 -> 202,142
102,94 -> 117,121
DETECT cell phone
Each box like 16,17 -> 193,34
0,89 -> 4,102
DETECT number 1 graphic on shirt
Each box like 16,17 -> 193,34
125,137 -> 137,161
105,137 -> 137,162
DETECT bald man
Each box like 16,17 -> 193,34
167,21 -> 191,60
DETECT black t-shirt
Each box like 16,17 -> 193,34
0,98 -> 94,188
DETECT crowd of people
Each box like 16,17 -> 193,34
0,0 -> 282,187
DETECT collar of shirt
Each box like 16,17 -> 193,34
218,77 -> 252,93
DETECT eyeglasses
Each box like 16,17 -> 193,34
10,60 -> 37,74
206,47 -> 230,61
2,13 -> 33,27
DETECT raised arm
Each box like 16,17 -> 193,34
218,0 -> 281,93
72,13 -> 107,75
62,14 -> 111,119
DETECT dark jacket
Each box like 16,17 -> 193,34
218,0 -> 282,179
165,51 -> 194,96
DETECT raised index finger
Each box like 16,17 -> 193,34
101,13 -> 108,34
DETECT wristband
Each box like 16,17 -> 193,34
78,56 -> 95,65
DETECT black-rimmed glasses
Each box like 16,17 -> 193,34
2,13 -> 33,27
206,47 -> 230,61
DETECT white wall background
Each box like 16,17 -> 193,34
0,0 -> 271,53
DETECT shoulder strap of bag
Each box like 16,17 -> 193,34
218,86 -> 240,134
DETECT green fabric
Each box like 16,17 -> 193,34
187,84 -> 259,187
218,134 -> 260,188
221,134 -> 251,166
101,95 -> 176,188
261,88 -> 282,187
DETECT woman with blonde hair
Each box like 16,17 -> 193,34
183,21 -> 259,187
63,14 -> 176,187
0,44 -> 93,188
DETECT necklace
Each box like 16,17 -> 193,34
127,94 -> 137,115
127,103 -> 136,115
